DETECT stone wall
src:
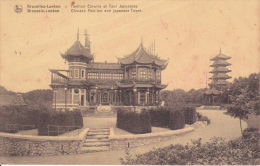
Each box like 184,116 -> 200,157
109,127 -> 194,150
0,128 -> 89,156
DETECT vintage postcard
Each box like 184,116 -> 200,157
0,0 -> 259,165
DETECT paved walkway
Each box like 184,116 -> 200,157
0,110 -> 247,165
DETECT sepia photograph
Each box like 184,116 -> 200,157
0,0 -> 259,165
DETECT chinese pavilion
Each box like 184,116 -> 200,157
49,30 -> 168,110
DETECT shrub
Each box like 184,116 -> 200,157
149,107 -> 170,128
197,112 -> 211,125
38,111 -> 52,136
169,108 -> 185,130
120,131 -> 260,165
38,110 -> 83,136
116,108 -> 151,134
73,109 -> 84,128
184,106 -> 196,125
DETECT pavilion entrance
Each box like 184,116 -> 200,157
102,92 -> 109,105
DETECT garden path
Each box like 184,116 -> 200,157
0,109 -> 247,165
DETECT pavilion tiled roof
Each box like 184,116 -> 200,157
61,40 -> 94,61
0,94 -> 26,106
117,42 -> 168,67
204,88 -> 221,95
86,62 -> 122,70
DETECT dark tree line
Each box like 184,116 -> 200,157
161,73 -> 259,108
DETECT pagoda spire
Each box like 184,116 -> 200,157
84,29 -> 91,51
77,27 -> 79,41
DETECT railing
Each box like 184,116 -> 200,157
47,125 -> 81,137
6,124 -> 35,134
120,79 -> 161,84
51,72 -> 69,84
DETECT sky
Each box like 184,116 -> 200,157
0,0 -> 259,93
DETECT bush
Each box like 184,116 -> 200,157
149,107 -> 170,128
38,110 -> 83,136
38,111 -> 52,136
116,108 -> 151,134
197,112 -> 211,125
169,108 -> 185,130
120,132 -> 260,165
184,106 -> 196,125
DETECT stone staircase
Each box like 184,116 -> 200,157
81,128 -> 110,153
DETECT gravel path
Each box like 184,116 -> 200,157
0,109 -> 247,165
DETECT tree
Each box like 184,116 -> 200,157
227,86 -> 257,135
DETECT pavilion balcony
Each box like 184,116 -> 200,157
50,69 -> 69,84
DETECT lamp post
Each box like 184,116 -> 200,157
133,87 -> 137,111
54,89 -> 57,111
64,87 -> 67,111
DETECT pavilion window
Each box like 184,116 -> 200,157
132,69 -> 136,79
81,70 -> 85,78
140,69 -> 147,80
88,73 -> 98,79
149,69 -> 153,80
74,69 -> 79,78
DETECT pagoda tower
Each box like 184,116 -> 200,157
208,49 -> 231,91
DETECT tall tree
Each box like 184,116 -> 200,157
227,86 -> 258,135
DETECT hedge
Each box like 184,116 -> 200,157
168,107 -> 185,130
116,108 -> 151,134
184,106 -> 196,125
0,105 -> 46,133
38,110 -> 83,136
149,107 -> 170,128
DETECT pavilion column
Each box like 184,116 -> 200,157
154,90 -> 157,105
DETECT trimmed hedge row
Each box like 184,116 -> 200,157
169,107 -> 185,130
184,106 -> 196,125
148,106 -> 196,130
0,105 -> 47,133
116,109 -> 151,134
38,110 -> 83,136
149,107 -> 170,127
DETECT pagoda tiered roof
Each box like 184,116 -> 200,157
60,40 -> 94,61
210,52 -> 231,61
209,68 -> 231,73
117,42 -> 168,69
209,80 -> 229,86
209,74 -> 232,79
210,61 -> 231,67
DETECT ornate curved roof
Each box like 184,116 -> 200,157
210,61 -> 231,67
209,74 -> 232,79
210,50 -> 231,61
61,40 -> 94,61
204,88 -> 221,95
117,42 -> 168,67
